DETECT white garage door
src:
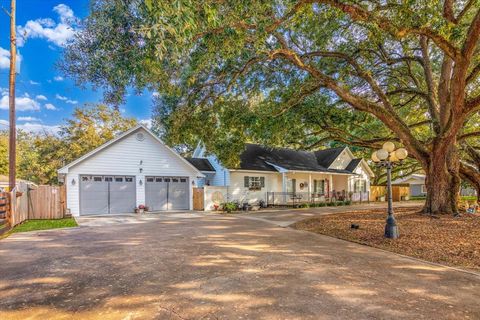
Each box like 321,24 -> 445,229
80,175 -> 136,215
145,176 -> 189,211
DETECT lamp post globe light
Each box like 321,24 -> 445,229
371,142 -> 408,239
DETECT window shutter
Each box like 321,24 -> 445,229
292,179 -> 296,193
244,176 -> 250,187
314,180 -> 317,193
260,177 -> 265,188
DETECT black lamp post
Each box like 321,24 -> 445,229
371,142 -> 408,239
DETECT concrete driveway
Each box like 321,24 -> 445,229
0,210 -> 479,319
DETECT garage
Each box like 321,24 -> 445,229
58,125 -> 203,216
145,176 -> 189,211
80,175 -> 136,215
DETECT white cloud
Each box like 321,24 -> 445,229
29,80 -> 40,85
54,76 -> 64,81
18,116 -> 41,122
17,122 -> 60,134
0,92 -> 40,111
152,91 -> 160,98
0,118 -> 59,134
17,4 -> 79,48
0,47 -> 22,71
140,119 -> 152,128
45,103 -> 57,110
55,94 -> 78,105
36,95 -> 47,101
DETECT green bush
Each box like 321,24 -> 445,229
298,203 -> 310,208
221,202 -> 238,213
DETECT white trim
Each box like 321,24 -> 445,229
358,159 -> 375,177
264,161 -> 289,173
327,147 -> 354,169
229,169 -> 280,174
230,168 -> 355,176
421,184 -> 427,193
58,124 -> 204,178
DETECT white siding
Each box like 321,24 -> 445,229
227,171 -> 279,204
329,149 -> 353,170
64,128 -> 199,216
348,163 -> 371,193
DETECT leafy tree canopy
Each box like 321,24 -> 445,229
62,0 -> 480,212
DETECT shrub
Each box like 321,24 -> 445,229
344,200 -> 352,205
299,203 -> 310,208
221,202 -> 238,213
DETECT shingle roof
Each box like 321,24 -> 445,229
345,158 -> 362,172
313,147 -> 346,168
236,144 -> 355,174
185,158 -> 215,172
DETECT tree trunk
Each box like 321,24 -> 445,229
423,142 -> 460,214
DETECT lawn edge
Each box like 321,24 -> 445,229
289,223 -> 480,278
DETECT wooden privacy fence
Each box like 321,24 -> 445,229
28,185 -> 66,219
192,188 -> 204,210
370,185 -> 410,202
3,183 -> 66,229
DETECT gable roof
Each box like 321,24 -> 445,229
314,147 -> 346,168
185,158 -> 215,172
58,124 -> 204,177
392,174 -> 425,185
345,158 -> 362,172
235,144 -> 358,174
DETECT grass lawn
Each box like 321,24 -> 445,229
292,207 -> 480,271
12,218 -> 78,233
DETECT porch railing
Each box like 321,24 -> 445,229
266,191 -> 369,207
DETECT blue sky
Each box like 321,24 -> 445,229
0,0 -> 153,133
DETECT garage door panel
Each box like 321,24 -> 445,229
145,177 -> 168,211
109,176 -> 136,213
145,176 -> 189,211
80,176 -> 108,215
80,175 -> 136,215
169,178 -> 189,210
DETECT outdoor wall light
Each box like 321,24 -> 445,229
71,178 -> 76,186
371,142 -> 409,239
139,179 -> 143,186
139,168 -> 143,173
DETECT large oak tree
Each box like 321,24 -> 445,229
62,0 -> 480,214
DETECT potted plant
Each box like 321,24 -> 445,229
136,204 -> 146,214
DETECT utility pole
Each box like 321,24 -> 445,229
8,0 -> 16,191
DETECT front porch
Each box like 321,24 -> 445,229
268,171 -> 369,207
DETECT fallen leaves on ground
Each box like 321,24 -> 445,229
292,206 -> 480,271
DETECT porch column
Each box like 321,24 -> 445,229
282,172 -> 287,205
329,174 -> 333,196
308,173 -> 312,202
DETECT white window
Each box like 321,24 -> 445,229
244,176 -> 265,190
249,177 -> 262,188
287,178 -> 296,193
421,184 -> 427,193
354,180 -> 367,192
314,179 -> 325,194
